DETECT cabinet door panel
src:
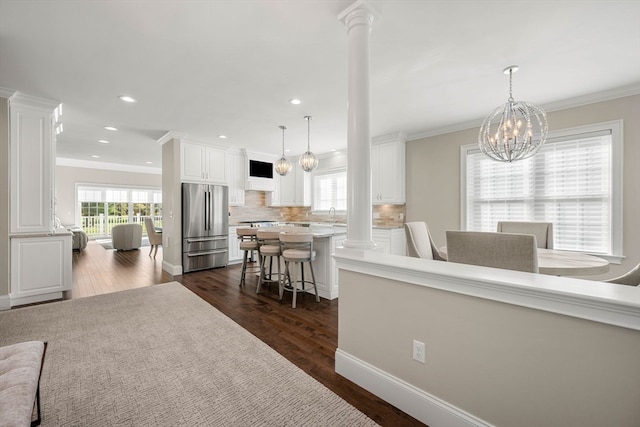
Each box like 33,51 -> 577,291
181,143 -> 206,182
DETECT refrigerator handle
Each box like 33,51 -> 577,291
205,190 -> 209,231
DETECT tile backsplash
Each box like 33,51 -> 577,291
229,191 -> 405,227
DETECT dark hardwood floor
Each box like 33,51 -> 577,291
72,241 -> 425,427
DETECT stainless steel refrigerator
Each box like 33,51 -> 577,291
182,183 -> 229,273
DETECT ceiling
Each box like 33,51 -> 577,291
1,0 -> 639,171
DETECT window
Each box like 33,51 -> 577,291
461,120 -> 622,260
313,170 -> 347,211
76,185 -> 162,238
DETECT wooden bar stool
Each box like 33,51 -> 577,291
237,227 -> 259,286
256,229 -> 283,294
279,232 -> 319,308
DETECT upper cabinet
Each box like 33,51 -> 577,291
226,150 -> 245,206
181,141 -> 227,184
279,161 -> 311,207
371,133 -> 406,205
267,159 -> 311,207
10,93 -> 59,234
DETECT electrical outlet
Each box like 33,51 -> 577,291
412,340 -> 425,363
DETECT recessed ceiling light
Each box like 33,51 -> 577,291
98,139 -> 110,144
91,155 -> 100,158
118,95 -> 137,103
218,135 -> 227,139
145,161 -> 153,164
104,126 -> 118,131
289,98 -> 302,105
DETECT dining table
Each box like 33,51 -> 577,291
438,246 -> 609,276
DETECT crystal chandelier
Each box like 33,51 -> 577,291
274,125 -> 292,176
478,66 -> 548,162
298,115 -> 318,172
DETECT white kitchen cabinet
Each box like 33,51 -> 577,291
372,228 -> 406,256
228,226 -> 243,264
226,151 -> 245,206
265,175 -> 282,207
278,161 -> 311,206
371,134 -> 406,205
10,94 -> 58,234
10,233 -> 72,306
181,141 -> 227,184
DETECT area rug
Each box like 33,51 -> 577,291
97,236 -> 150,250
0,283 -> 377,426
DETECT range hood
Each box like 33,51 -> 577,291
243,149 -> 277,192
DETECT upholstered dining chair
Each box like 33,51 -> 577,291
404,221 -> 446,261
446,230 -> 539,273
496,221 -> 554,249
605,262 -> 640,286
144,217 -> 162,259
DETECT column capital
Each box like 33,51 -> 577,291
337,0 -> 381,28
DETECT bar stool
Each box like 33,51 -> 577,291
256,229 -> 283,294
237,227 -> 259,286
279,232 -> 319,308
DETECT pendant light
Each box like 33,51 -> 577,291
298,115 -> 318,172
478,66 -> 548,162
274,125 -> 293,176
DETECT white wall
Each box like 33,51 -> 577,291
55,165 -> 162,226
335,260 -> 640,427
406,95 -> 640,280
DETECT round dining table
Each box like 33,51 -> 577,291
438,246 -> 609,276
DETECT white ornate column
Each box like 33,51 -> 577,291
338,0 -> 379,250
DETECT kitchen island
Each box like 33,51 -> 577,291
228,223 -> 405,300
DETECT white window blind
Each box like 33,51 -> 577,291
463,122 -> 622,257
313,170 -> 347,211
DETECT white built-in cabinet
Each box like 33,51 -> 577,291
10,95 -> 57,234
181,141 -> 227,184
8,92 -> 72,306
267,161 -> 311,207
371,133 -> 406,205
227,226 -> 243,264
372,228 -> 406,256
226,151 -> 245,206
10,234 -> 72,306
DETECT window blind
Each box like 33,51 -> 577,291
313,170 -> 347,211
465,130 -> 613,254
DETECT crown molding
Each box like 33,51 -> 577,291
406,83 -> 640,142
0,86 -> 16,99
56,157 -> 161,175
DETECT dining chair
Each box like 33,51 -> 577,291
144,217 -> 162,259
496,221 -> 554,249
446,230 -> 539,273
404,221 -> 446,261
604,262 -> 640,286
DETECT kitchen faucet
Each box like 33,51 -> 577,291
329,207 -> 336,223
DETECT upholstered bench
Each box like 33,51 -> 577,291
0,341 -> 47,427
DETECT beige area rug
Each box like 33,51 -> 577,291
0,282 -> 377,426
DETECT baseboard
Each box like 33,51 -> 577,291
0,294 -> 10,311
335,349 -> 493,427
162,261 -> 183,276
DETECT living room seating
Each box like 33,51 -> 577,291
0,341 -> 47,427
144,217 -> 162,259
446,230 -> 539,273
111,223 -> 142,251
496,221 -> 554,249
68,226 -> 88,251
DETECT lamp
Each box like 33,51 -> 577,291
298,115 -> 318,172
478,66 -> 548,162
274,125 -> 292,176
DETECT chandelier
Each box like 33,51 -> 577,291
478,66 -> 548,162
274,125 -> 292,176
298,115 -> 318,172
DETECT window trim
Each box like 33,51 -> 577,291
460,120 -> 623,263
311,166 -> 348,214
